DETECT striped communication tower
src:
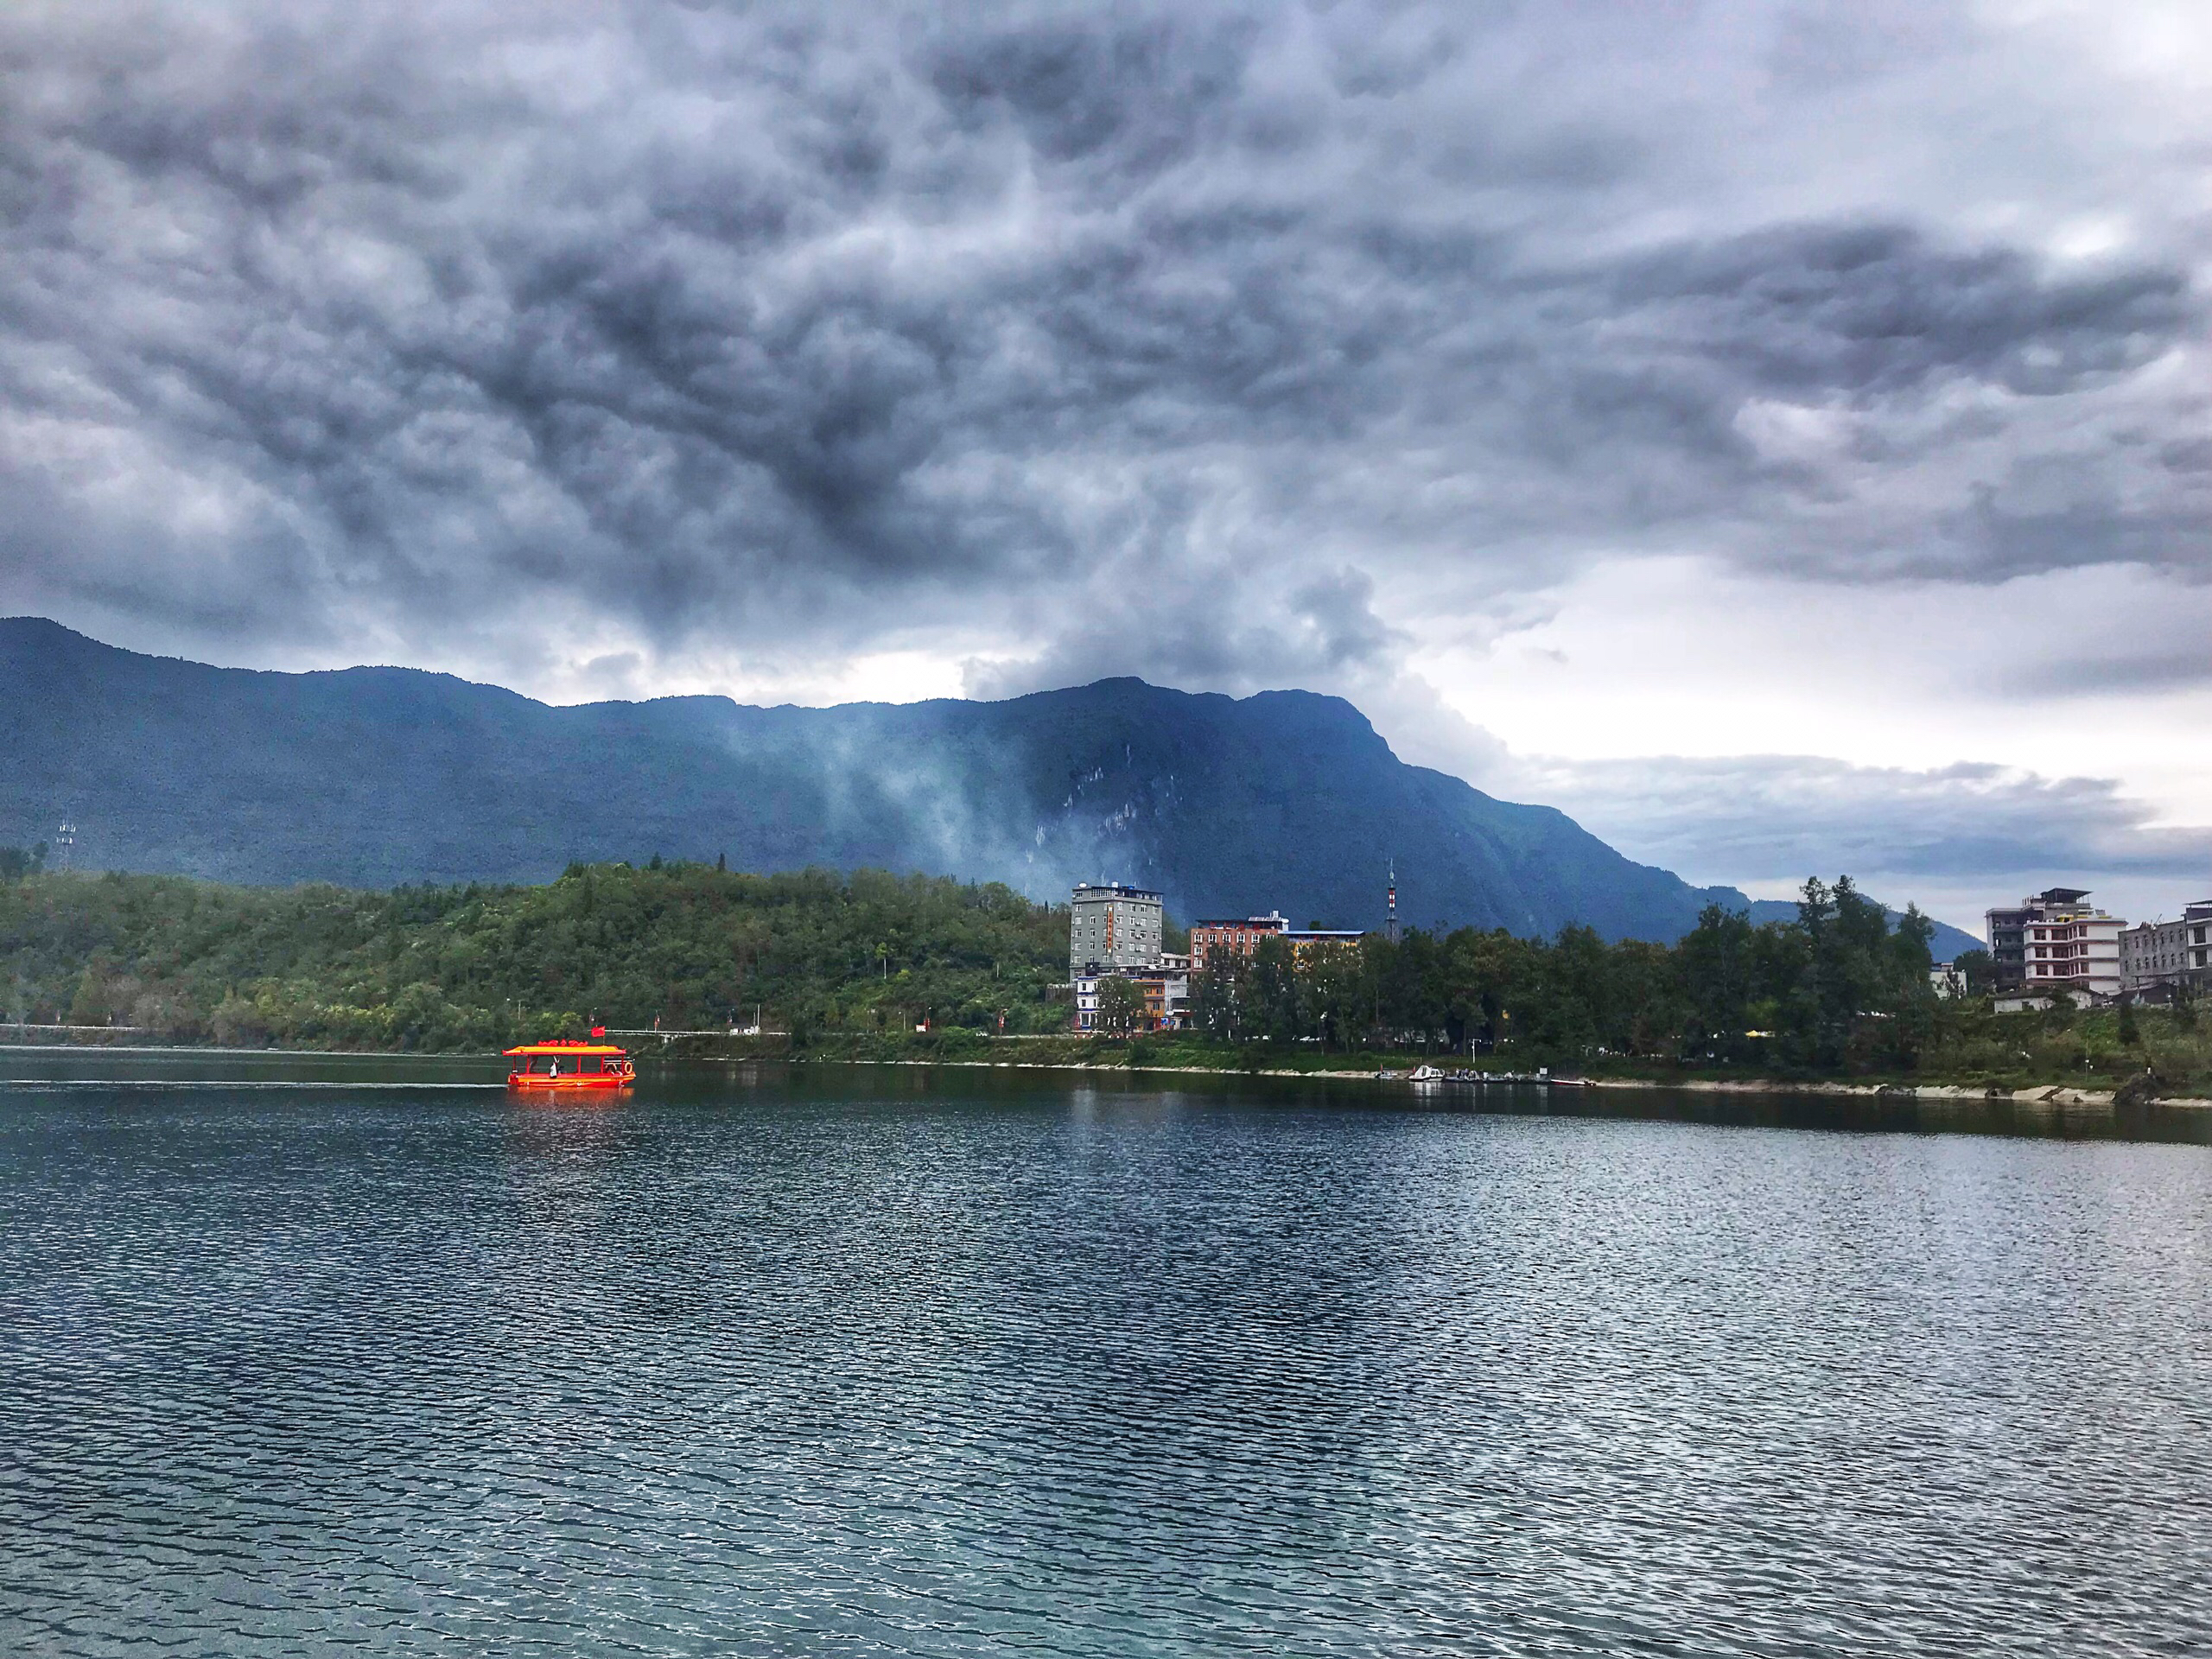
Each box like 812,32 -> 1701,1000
54,821 -> 75,869
1386,860 -> 1401,945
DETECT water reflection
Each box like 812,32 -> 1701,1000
2,1062 -> 2209,1656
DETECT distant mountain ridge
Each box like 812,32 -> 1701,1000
0,618 -> 1980,953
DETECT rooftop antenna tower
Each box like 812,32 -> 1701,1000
1386,859 -> 1401,945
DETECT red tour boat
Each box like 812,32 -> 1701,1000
504,1039 -> 635,1091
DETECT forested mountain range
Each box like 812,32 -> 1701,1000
0,617 -> 1979,954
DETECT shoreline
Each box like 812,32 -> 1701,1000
814,1056 -> 2212,1111
5,1039 -> 2208,1111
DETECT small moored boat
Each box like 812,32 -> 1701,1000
505,1039 -> 635,1091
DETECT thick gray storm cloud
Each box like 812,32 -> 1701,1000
3,0 -> 2208,922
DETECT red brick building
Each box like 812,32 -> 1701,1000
1188,912 -> 1289,965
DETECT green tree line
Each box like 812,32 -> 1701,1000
7,860 -> 2196,1088
5,861 -> 1938,1069
0,861 -> 1071,1050
1187,877 -> 1942,1071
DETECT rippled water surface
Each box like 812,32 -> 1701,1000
4,1058 -> 2210,1656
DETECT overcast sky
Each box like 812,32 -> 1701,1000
3,0 -> 2208,932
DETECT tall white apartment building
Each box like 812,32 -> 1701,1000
1986,887 -> 2123,999
1069,882 -> 1164,978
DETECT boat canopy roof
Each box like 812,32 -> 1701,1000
503,1042 -> 629,1057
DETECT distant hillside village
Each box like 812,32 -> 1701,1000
1961,888 -> 2212,1011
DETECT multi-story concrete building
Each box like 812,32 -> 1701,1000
1986,887 -> 2123,999
1191,912 -> 1367,968
2120,899 -> 2212,993
1068,882 -> 1164,979
1072,970 -> 1190,1033
1985,894 -> 2049,985
2121,918 -> 2187,993
1189,912 -> 1288,964
1285,928 -> 1364,959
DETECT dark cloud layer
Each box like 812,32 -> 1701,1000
1,0 -> 2204,690
3,0 -> 2205,925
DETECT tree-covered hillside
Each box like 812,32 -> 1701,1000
1,862 -> 1071,1049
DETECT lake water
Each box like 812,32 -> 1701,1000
3,1056 -> 2210,1656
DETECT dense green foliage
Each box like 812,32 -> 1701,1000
1192,877 -> 1942,1071
0,842 -> 46,880
0,863 -> 1070,1049
1166,876 -> 2204,1090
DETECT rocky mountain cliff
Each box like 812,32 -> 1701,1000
0,618 -> 1978,951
